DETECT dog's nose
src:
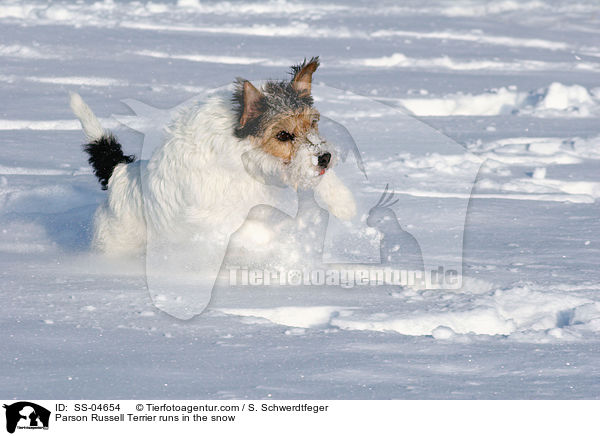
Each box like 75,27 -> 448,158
318,152 -> 331,168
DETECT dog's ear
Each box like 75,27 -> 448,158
290,57 -> 319,96
238,80 -> 264,128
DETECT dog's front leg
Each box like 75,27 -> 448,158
314,170 -> 356,221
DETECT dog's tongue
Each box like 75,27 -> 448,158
319,168 -> 326,176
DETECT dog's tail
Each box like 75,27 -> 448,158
70,92 -> 135,190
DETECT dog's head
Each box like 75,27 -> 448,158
233,57 -> 336,189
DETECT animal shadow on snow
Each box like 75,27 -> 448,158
1,204 -> 96,253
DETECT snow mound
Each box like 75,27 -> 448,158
218,306 -> 349,328
370,29 -> 569,50
400,86 -> 525,116
352,53 -> 598,72
531,82 -> 597,116
367,134 -> 600,204
215,284 -> 600,340
399,83 -> 600,117
477,177 -> 600,201
0,44 -> 59,59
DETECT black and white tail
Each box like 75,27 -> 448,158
70,92 -> 135,190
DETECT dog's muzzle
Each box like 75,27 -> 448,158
318,152 -> 331,169
306,132 -> 334,175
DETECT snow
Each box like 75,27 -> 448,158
399,83 -> 600,117
1,0 -> 600,399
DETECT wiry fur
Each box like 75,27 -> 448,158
70,59 -> 356,256
83,134 -> 135,190
232,57 -> 318,139
70,91 -> 135,190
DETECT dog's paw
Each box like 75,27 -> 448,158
315,171 -> 357,221
328,189 -> 357,221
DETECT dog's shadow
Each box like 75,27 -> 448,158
42,204 -> 96,251
1,204 -> 96,253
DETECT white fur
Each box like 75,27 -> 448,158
72,93 -> 356,255
313,170 -> 357,220
69,92 -> 105,141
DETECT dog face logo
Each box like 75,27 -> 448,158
3,402 -> 50,434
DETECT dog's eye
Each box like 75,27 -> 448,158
276,131 -> 295,142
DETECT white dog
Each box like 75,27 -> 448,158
70,57 -> 356,257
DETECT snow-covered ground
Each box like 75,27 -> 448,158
1,0 -> 600,399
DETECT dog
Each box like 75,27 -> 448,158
70,57 -> 356,257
